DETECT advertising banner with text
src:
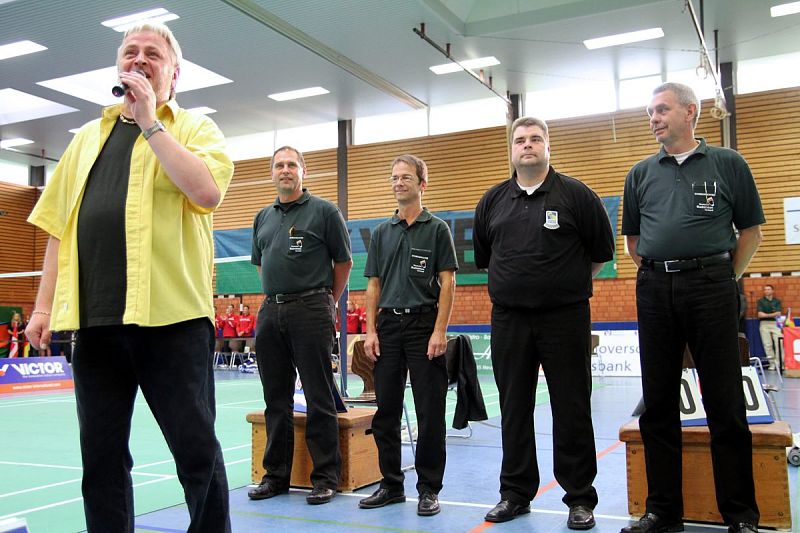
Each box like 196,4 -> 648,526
0,357 -> 74,395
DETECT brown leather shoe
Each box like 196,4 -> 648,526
247,480 -> 289,500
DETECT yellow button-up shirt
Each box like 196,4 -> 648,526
28,100 -> 233,331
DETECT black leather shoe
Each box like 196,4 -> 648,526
247,480 -> 289,500
620,513 -> 684,533
417,492 -> 440,516
359,488 -> 406,509
484,500 -> 531,523
728,523 -> 758,533
306,486 -> 336,505
568,505 -> 596,530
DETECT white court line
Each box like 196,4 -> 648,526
127,444 -> 250,472
218,399 -> 263,406
0,397 -> 75,409
0,475 -> 176,521
0,478 -> 81,499
334,491 -> 659,524
0,461 -> 82,471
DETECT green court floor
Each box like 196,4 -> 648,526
0,371 -> 507,532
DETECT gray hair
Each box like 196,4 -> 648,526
119,21 -> 182,67
653,82 -> 701,128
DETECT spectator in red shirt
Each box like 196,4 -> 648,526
237,305 -> 255,337
221,304 -> 238,337
237,305 -> 255,353
345,300 -> 365,334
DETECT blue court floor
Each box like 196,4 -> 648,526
1,369 -> 797,532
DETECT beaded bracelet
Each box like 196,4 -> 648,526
32,310 -> 51,316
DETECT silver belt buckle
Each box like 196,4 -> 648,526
663,260 -> 680,273
393,308 -> 407,315
274,294 -> 286,304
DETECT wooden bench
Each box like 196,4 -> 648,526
246,408 -> 381,491
619,418 -> 793,529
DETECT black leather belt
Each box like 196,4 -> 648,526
381,305 -> 437,315
641,251 -> 731,273
266,287 -> 331,304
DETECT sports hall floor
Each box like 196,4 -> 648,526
1,367 -> 797,532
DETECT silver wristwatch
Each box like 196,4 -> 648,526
142,120 -> 166,140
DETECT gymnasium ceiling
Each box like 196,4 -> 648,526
1,0 -> 799,166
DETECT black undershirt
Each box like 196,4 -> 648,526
77,119 -> 139,327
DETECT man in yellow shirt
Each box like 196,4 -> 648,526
26,22 -> 232,532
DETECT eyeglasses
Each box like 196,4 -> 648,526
388,174 -> 417,184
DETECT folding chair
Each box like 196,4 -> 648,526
347,339 -> 416,458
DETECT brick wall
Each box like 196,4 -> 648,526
345,275 -> 800,326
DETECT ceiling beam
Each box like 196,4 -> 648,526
221,0 -> 427,110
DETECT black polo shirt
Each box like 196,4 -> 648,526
364,208 -> 458,308
622,138 -> 765,260
251,189 -> 351,295
473,167 -> 614,310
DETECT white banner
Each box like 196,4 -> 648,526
784,197 -> 800,244
591,329 -> 641,376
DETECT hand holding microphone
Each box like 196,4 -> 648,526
112,69 -> 146,97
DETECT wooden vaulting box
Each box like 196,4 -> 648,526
619,419 -> 793,529
247,408 -> 381,491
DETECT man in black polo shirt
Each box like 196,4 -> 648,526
621,82 -> 763,533
473,117 -> 614,530
248,146 -> 353,505
359,154 -> 458,516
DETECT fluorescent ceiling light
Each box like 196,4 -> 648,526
268,86 -> 329,101
0,40 -> 47,61
185,106 -> 217,115
429,56 -> 500,75
102,8 -> 179,32
37,60 -> 232,106
771,1 -> 800,17
0,138 -> 34,149
0,88 -> 78,126
583,28 -> 664,50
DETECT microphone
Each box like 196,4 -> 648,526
111,69 -> 144,97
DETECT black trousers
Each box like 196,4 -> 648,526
490,301 -> 598,509
255,293 -> 341,489
72,318 -> 230,533
636,261 -> 759,525
372,309 -> 448,494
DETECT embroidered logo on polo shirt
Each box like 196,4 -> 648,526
544,210 -> 560,229
692,180 -> 717,214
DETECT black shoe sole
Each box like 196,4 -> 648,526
417,505 -> 440,516
359,495 -> 406,509
484,507 -> 531,523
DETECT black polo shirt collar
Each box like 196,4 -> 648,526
272,188 -> 311,211
390,206 -> 432,226
657,137 -> 708,163
509,166 -> 558,198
